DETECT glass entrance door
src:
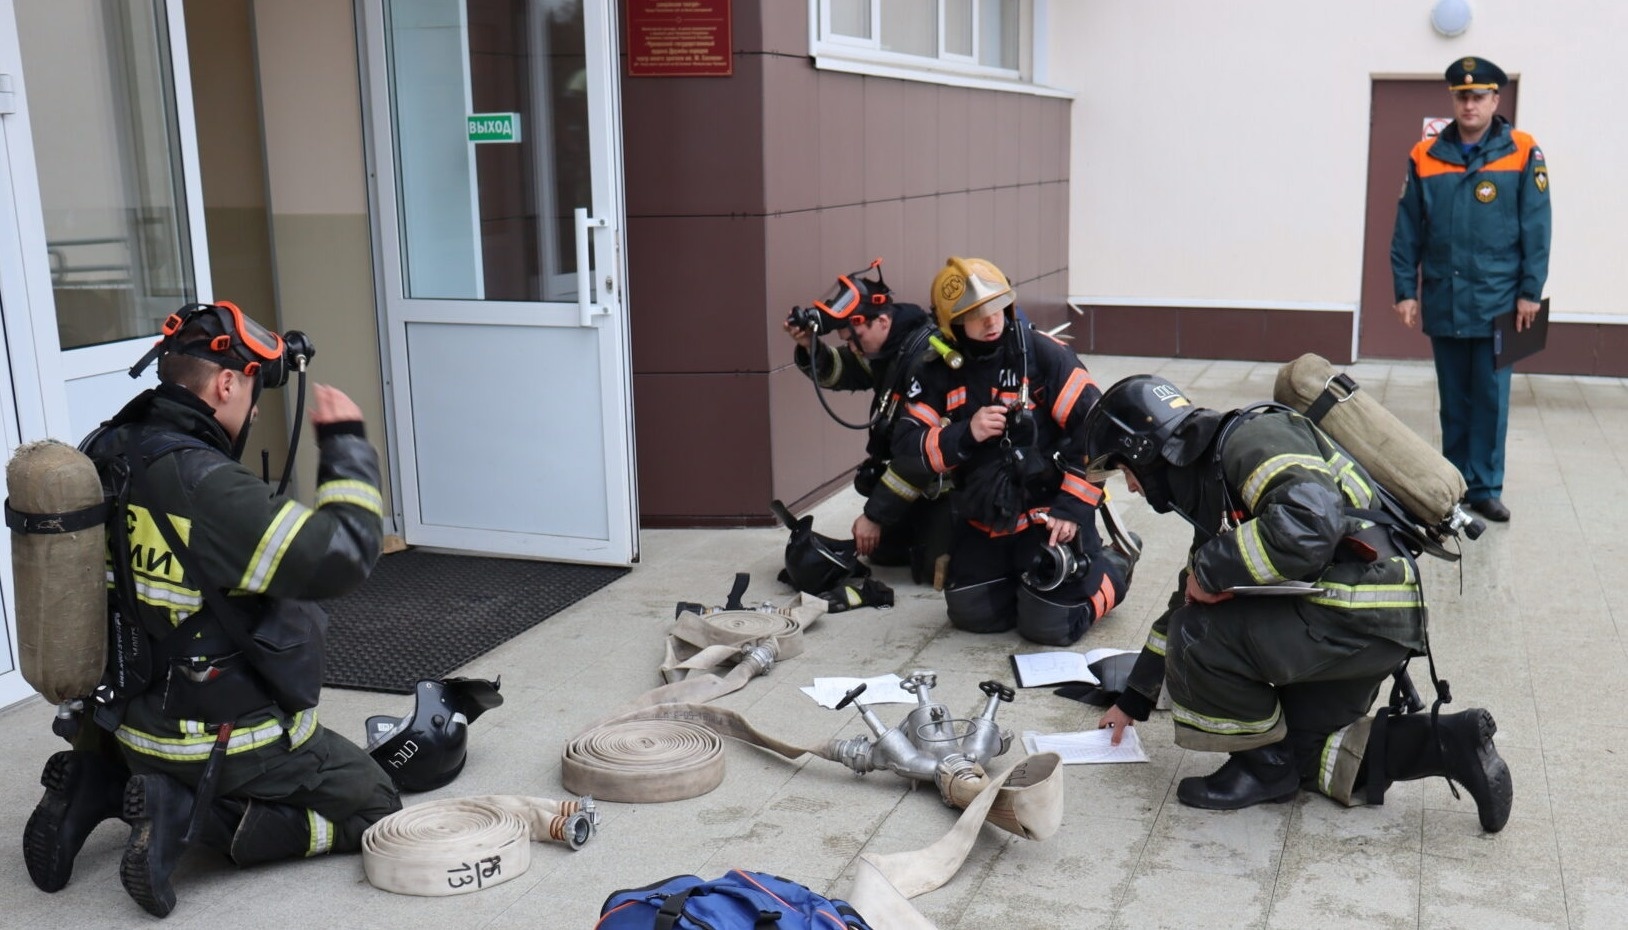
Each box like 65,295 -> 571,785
362,0 -> 636,564
13,0 -> 210,437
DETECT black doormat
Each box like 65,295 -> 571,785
320,549 -> 628,694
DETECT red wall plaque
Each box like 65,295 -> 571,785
627,0 -> 732,77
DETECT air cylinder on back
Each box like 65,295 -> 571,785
6,439 -> 108,703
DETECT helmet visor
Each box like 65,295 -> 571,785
213,300 -> 284,363
813,275 -> 862,323
1084,452 -> 1121,484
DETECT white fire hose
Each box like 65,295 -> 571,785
361,795 -> 597,897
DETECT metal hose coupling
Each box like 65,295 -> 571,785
738,641 -> 777,676
934,753 -> 986,806
828,735 -> 876,774
557,811 -> 595,850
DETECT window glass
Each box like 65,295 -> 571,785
829,0 -> 869,38
980,0 -> 1019,69
386,0 -> 590,302
944,0 -> 973,57
17,1 -> 196,350
880,0 -> 935,58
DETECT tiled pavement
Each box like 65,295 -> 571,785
2,355 -> 1624,929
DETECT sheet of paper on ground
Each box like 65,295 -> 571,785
801,673 -> 916,708
1021,726 -> 1150,764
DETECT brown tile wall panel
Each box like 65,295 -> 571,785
1018,94 -> 1044,186
863,79 -> 909,203
1016,184 -> 1042,288
762,56 -> 821,214
1088,306 -> 1182,356
634,370 -> 775,525
966,92 -> 1000,190
936,87 -> 971,190
622,55 -> 765,217
768,363 -> 870,512
862,199 -> 906,274
994,100 -> 1022,189
757,0 -> 805,55
818,73 -> 867,206
627,214 -> 767,374
1089,306 -> 1356,363
1517,322 -> 1628,378
901,92 -> 941,200
817,203 -> 867,289
1589,324 -> 1628,377
962,188 -> 998,262
899,197 -> 941,298
763,209 -> 826,355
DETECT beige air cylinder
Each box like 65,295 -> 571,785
7,440 -> 108,703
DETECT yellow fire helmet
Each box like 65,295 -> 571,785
931,256 -> 1015,341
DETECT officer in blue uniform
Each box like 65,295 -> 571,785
1390,56 -> 1551,523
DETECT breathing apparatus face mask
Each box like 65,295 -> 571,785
786,259 -> 890,336
129,302 -> 316,390
1023,537 -> 1089,592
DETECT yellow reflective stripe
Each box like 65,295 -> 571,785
307,810 -> 334,856
288,709 -> 318,748
1318,722 -> 1354,795
1145,628 -> 1167,657
1172,699 -> 1283,736
317,479 -> 383,517
1307,585 -> 1424,610
1235,520 -> 1281,583
115,711 -> 312,762
1239,454 -> 1330,511
819,348 -> 844,387
1327,451 -> 1376,507
879,467 -> 922,501
238,501 -> 314,592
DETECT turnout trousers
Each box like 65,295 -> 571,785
1163,597 -> 1412,800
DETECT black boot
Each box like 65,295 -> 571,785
229,800 -> 318,867
1372,708 -> 1513,832
1177,742 -> 1299,810
120,774 -> 196,918
23,750 -> 129,892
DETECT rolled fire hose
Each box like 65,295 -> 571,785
659,595 -> 824,683
362,795 -> 597,897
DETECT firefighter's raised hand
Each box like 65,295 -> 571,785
310,384 -> 364,426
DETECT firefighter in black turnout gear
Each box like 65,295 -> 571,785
784,259 -> 953,587
22,303 -> 401,917
890,257 -> 1134,646
1084,375 -> 1512,830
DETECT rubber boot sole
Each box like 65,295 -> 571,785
23,752 -> 80,893
1176,775 -> 1299,810
1457,709 -> 1514,833
120,778 -> 178,918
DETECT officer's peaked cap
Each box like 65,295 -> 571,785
1446,56 -> 1506,94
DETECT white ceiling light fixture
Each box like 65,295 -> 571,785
1431,0 -> 1473,37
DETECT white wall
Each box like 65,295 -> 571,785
1051,0 -> 1624,320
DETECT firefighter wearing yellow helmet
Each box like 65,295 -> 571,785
894,257 -> 1138,646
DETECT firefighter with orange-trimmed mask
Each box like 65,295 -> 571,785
19,302 -> 399,918
889,257 -> 1136,645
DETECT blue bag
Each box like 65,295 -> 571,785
597,869 -> 873,929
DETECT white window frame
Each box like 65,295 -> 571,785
810,0 -> 1069,99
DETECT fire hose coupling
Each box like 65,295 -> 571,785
738,641 -> 777,675
559,810 -> 595,850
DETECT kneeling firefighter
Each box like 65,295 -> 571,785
888,257 -> 1136,646
783,258 -> 954,588
19,302 -> 401,917
1083,375 -> 1512,830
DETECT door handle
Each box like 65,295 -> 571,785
574,207 -> 608,327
